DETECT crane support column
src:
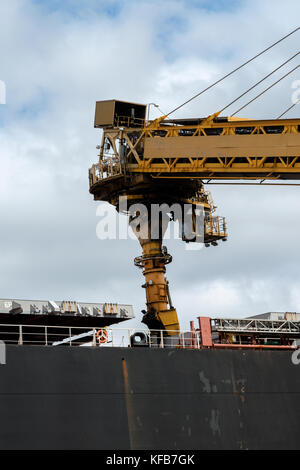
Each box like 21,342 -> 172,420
133,217 -> 180,336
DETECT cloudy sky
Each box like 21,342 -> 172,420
0,0 -> 300,330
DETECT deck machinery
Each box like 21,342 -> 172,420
89,99 -> 300,335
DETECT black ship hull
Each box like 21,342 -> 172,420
0,345 -> 299,450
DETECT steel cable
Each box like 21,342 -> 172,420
231,64 -> 299,116
219,52 -> 299,114
277,99 -> 300,118
165,27 -> 300,117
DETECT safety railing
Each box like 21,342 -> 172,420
114,115 -> 145,128
89,156 -> 122,185
213,318 -> 300,334
0,323 -> 298,350
0,324 -> 200,349
205,216 -> 227,238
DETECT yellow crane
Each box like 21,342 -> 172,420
89,29 -> 300,336
89,99 -> 300,335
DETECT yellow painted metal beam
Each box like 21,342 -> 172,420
131,117 -> 300,179
144,134 -> 300,159
91,115 -> 300,182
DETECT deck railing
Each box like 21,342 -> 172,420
213,318 -> 300,334
0,324 -> 199,349
0,323 -> 298,350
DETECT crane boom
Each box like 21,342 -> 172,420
92,115 -> 300,181
141,118 -> 300,179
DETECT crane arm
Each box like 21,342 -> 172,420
126,117 -> 300,180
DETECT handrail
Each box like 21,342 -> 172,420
0,322 -> 298,349
0,323 -> 196,348
115,115 -> 145,128
213,317 -> 300,334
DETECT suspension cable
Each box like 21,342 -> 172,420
165,26 -> 300,118
277,99 -> 300,118
219,52 -> 299,114
231,64 -> 299,116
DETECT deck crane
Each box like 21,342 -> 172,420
89,31 -> 300,337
